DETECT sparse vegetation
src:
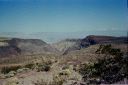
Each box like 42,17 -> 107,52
79,44 -> 128,84
1,65 -> 21,74
59,69 -> 71,77
5,77 -> 19,85
37,64 -> 51,72
0,40 -> 127,85
34,79 -> 64,85
24,63 -> 34,69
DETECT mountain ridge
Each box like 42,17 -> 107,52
53,35 -> 128,54
0,35 -> 127,57
0,38 -> 58,57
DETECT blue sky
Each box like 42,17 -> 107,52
0,0 -> 127,42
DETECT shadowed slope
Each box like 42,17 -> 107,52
0,38 -> 58,57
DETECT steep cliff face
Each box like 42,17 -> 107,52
52,39 -> 81,53
81,35 -> 128,45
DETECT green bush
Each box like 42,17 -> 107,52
43,65 -> 51,72
1,65 -> 21,74
24,63 -> 34,69
79,44 -> 127,84
37,64 -> 51,72
59,69 -> 71,76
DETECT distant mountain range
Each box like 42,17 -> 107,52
0,31 -> 127,43
52,35 -> 128,54
0,35 -> 127,57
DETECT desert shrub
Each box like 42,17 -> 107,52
95,44 -> 112,54
4,71 -> 16,78
24,63 -> 34,69
52,79 -> 64,85
79,63 -> 98,80
95,44 -> 103,54
36,58 -> 53,72
59,69 -> 71,76
45,60 -> 53,65
15,68 -> 29,74
5,77 -> 19,85
43,65 -> 51,72
1,65 -> 21,74
53,75 -> 65,85
37,64 -> 51,72
62,65 -> 69,70
79,44 -> 127,84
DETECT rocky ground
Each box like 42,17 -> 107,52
0,35 -> 127,85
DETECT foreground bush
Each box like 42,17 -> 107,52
24,63 -> 35,69
5,77 -> 19,85
37,64 -> 51,72
79,44 -> 128,84
1,65 -> 21,74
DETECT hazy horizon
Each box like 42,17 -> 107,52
0,0 -> 127,43
0,31 -> 127,43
